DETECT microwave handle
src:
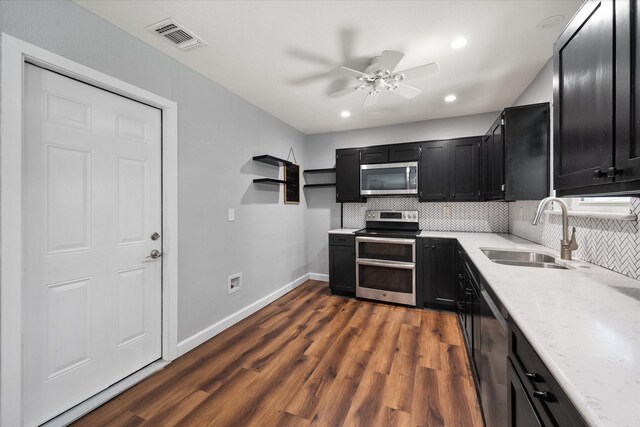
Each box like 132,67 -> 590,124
406,166 -> 410,190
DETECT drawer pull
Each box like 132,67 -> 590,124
525,372 -> 541,382
533,391 -> 553,402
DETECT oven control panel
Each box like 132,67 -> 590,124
365,210 -> 418,222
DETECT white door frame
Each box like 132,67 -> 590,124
0,33 -> 179,426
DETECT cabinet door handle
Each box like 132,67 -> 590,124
432,246 -> 436,249
451,194 -> 456,199
525,372 -> 541,382
458,274 -> 463,279
607,167 -> 624,178
532,391 -> 553,402
593,169 -> 607,179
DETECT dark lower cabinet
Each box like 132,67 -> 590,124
328,234 -> 355,296
508,360 -> 543,427
336,148 -> 362,202
419,238 -> 456,309
508,320 -> 587,427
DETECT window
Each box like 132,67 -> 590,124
561,197 -> 632,214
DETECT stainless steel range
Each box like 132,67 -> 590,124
355,210 -> 420,306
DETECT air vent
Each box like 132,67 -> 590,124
146,18 -> 206,51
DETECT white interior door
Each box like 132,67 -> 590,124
22,64 -> 162,426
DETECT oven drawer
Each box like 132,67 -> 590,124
329,234 -> 355,247
356,236 -> 415,263
356,259 -> 416,306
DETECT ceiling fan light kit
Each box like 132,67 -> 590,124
330,50 -> 439,107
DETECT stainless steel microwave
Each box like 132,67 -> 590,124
360,162 -> 418,196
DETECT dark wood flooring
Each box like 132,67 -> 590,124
73,280 -> 482,426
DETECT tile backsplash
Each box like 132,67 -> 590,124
343,197 -> 509,232
509,198 -> 640,280
342,196 -> 640,280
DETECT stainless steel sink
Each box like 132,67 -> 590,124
481,249 -> 569,270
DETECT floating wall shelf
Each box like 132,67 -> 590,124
303,166 -> 336,189
253,178 -> 286,185
253,155 -> 291,167
303,168 -> 336,174
304,183 -> 336,188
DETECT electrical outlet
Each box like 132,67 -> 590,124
520,206 -> 525,220
228,273 -> 242,294
443,206 -> 452,217
228,208 -> 235,222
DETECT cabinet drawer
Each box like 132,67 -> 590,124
329,234 -> 355,247
508,321 -> 587,427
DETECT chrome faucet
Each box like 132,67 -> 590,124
532,197 -> 578,260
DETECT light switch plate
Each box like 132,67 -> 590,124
228,208 -> 235,222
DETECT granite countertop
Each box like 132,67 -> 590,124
328,228 -> 360,234
418,231 -> 640,427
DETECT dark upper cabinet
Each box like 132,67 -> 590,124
553,0 -> 640,195
389,143 -> 421,162
360,146 -> 389,164
419,140 -> 449,201
615,0 -> 640,184
335,148 -> 362,202
483,104 -> 550,201
504,104 -> 550,200
420,137 -> 482,202
449,137 -> 482,201
483,116 -> 505,200
419,238 -> 456,310
328,234 -> 355,296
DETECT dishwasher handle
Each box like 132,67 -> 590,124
481,289 -> 507,333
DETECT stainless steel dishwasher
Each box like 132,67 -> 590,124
480,287 -> 508,427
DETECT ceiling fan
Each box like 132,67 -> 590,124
331,50 -> 439,107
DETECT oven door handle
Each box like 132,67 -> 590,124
356,259 -> 415,269
355,237 -> 416,245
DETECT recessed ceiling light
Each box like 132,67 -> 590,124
444,94 -> 457,102
450,37 -> 468,49
537,15 -> 565,29
340,110 -> 351,118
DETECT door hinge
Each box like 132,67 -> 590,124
501,184 -> 505,192
419,146 -> 422,156
501,118 -> 505,126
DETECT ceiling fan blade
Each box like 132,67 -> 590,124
378,50 -> 405,72
333,66 -> 369,79
395,62 -> 440,81
391,83 -> 422,99
329,86 -> 360,98
362,90 -> 379,108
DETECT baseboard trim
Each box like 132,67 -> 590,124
308,272 -> 329,282
177,273 -> 310,357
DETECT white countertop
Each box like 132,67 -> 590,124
418,231 -> 640,427
328,228 -> 359,234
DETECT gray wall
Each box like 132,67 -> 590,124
512,59 -> 553,107
0,0 -> 308,343
304,112 -> 500,275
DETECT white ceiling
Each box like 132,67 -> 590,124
74,0 -> 583,134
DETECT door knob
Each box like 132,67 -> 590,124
147,249 -> 162,259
